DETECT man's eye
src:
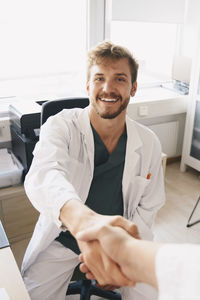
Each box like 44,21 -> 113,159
95,77 -> 103,81
117,78 -> 125,82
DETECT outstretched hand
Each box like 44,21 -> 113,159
76,216 -> 140,286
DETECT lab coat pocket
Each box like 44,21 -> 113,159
125,176 -> 150,217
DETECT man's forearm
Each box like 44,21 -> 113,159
60,199 -> 96,235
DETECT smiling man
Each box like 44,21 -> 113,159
88,58 -> 136,120
22,41 -> 165,300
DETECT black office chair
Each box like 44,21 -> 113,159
66,268 -> 121,300
41,97 -> 121,300
41,97 -> 90,124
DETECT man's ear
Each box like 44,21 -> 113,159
130,82 -> 137,97
86,82 -> 90,95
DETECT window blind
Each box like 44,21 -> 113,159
112,0 -> 186,23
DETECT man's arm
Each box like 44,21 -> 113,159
24,114 -> 83,227
60,199 -> 139,236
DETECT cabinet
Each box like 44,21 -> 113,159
181,29 -> 200,172
0,185 -> 39,243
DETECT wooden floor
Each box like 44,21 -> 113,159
153,161 -> 200,244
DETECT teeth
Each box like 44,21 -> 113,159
101,98 -> 117,102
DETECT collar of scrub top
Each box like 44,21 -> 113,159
77,106 -> 143,173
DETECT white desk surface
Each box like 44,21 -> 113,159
0,246 -> 30,300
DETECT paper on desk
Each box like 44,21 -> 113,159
0,149 -> 18,172
0,288 -> 10,300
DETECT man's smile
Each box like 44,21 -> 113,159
99,97 -> 118,103
97,94 -> 122,103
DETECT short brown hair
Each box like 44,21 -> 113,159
87,41 -> 139,83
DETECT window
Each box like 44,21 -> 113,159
0,0 -> 87,110
106,0 -> 190,95
111,21 -> 179,87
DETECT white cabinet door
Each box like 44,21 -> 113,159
190,99 -> 200,160
181,28 -> 200,172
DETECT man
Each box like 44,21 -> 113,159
22,41 -> 165,300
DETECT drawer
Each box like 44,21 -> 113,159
0,186 -> 39,243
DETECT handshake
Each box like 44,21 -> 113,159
75,215 -> 159,290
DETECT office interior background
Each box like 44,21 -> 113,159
0,0 -> 200,299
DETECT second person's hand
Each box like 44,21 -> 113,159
77,236 -> 134,287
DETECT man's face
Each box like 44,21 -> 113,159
87,58 -> 137,119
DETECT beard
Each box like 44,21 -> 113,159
91,92 -> 130,119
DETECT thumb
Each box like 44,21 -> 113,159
126,223 -> 140,240
111,217 -> 140,239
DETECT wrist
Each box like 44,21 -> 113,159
60,199 -> 96,235
129,239 -> 160,288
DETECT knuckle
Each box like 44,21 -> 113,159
98,278 -> 106,286
111,215 -> 122,225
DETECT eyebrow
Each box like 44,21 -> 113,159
115,73 -> 128,77
94,72 -> 128,77
94,73 -> 104,76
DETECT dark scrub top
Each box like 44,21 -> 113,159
55,125 -> 127,254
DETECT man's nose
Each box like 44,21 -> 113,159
102,80 -> 113,93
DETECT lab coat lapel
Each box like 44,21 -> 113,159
77,106 -> 94,175
123,116 -> 143,218
124,115 -> 143,177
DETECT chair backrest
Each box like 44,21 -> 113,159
41,97 -> 89,125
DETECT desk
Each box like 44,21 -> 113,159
0,221 -> 30,300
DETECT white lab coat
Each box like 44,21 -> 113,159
156,244 -> 200,300
22,106 -> 165,299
